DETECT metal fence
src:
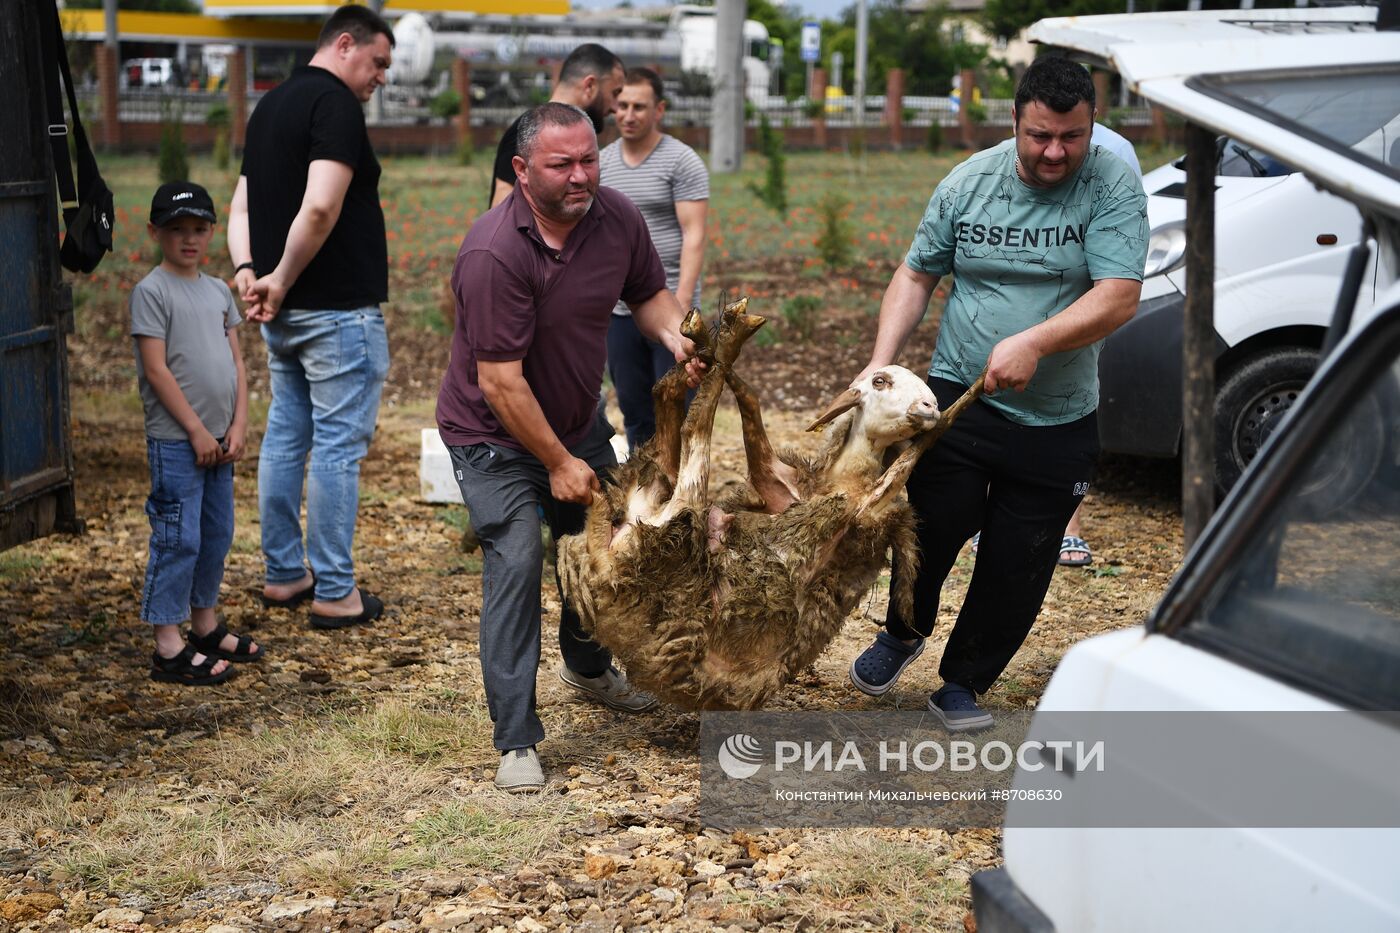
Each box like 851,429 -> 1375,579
77,86 -> 1156,131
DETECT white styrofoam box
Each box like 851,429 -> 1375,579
420,428 -> 462,503
418,427 -> 632,504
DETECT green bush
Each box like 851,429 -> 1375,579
158,97 -> 189,184
747,113 -> 787,216
925,119 -> 944,153
781,295 -> 822,342
429,89 -> 462,121
813,191 -> 854,271
803,98 -> 824,120
206,101 -> 231,171
455,134 -> 474,167
966,101 -> 988,125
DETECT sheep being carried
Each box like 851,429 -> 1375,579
558,297 -> 983,710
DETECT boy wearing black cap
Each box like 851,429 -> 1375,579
132,181 -> 260,686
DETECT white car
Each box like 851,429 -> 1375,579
973,9 -> 1400,932
1092,6 -> 1397,507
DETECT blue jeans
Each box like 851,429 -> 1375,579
141,438 -> 235,625
606,313 -> 684,453
258,307 -> 389,601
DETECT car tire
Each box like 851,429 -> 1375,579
1215,346 -> 1384,514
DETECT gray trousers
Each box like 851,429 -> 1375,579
447,413 -> 616,751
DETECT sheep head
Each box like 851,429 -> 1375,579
807,365 -> 940,448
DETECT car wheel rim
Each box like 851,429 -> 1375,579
1234,385 -> 1303,466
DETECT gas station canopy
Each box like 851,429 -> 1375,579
60,0 -> 569,45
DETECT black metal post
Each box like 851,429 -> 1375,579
1182,121 -> 1216,549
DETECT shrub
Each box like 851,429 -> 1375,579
813,191 -> 854,271
781,294 -> 822,342
206,101 -> 230,170
966,101 -> 988,125
925,119 -> 943,153
158,97 -> 189,184
429,88 -> 461,121
803,98 -> 824,120
747,113 -> 787,216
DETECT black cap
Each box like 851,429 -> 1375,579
150,181 -> 216,226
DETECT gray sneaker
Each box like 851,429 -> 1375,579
559,665 -> 659,712
495,746 -> 544,793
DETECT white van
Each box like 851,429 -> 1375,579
973,9 -> 1400,932
1093,6 -> 1397,505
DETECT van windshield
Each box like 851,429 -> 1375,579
1196,65 -> 1400,179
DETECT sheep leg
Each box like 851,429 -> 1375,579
658,298 -> 764,522
650,308 -> 709,484
725,368 -> 801,514
858,371 -> 987,517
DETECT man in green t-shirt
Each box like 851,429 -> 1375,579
847,57 -> 1148,730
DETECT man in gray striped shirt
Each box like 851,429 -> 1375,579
600,67 -> 709,452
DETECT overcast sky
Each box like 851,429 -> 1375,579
570,1 -> 855,22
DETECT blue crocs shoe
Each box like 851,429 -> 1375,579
928,682 -> 994,732
849,631 -> 925,696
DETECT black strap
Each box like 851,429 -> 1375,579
40,1 -> 100,226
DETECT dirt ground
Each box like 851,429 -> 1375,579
1,281 -> 1185,932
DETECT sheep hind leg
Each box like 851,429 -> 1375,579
725,368 -> 801,514
650,308 -> 709,485
659,298 -> 764,521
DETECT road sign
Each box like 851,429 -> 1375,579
800,21 -> 820,63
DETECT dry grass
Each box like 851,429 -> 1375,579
7,697 -> 579,902
797,830 -> 968,930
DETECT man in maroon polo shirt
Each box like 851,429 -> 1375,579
437,102 -> 698,792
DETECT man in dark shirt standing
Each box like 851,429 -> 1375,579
487,44 -> 624,208
439,103 -> 699,792
228,5 -> 392,629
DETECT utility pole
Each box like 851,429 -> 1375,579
711,0 -> 746,174
853,0 -> 868,146
103,0 -> 117,50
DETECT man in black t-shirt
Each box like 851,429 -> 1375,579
487,43 -> 624,209
228,4 -> 393,630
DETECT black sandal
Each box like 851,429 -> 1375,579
150,644 -> 234,686
309,592 -> 384,631
188,622 -> 265,663
259,574 -> 316,609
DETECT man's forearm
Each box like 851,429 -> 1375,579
270,205 -> 338,291
675,202 -> 707,308
1022,278 -> 1140,357
631,289 -> 689,357
676,240 -> 703,309
228,176 -> 252,267
480,373 -> 570,470
870,264 -> 939,367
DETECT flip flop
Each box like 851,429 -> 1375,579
309,592 -> 384,630
1058,535 -> 1093,567
260,574 -> 316,609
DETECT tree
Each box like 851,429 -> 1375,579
826,0 -> 986,97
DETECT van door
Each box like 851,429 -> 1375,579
0,0 -> 81,551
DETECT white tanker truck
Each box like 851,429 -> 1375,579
395,5 -> 776,103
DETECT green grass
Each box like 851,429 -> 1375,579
78,145 -> 1178,347
0,550 -> 45,580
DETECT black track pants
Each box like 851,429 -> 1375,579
885,377 -> 1099,694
